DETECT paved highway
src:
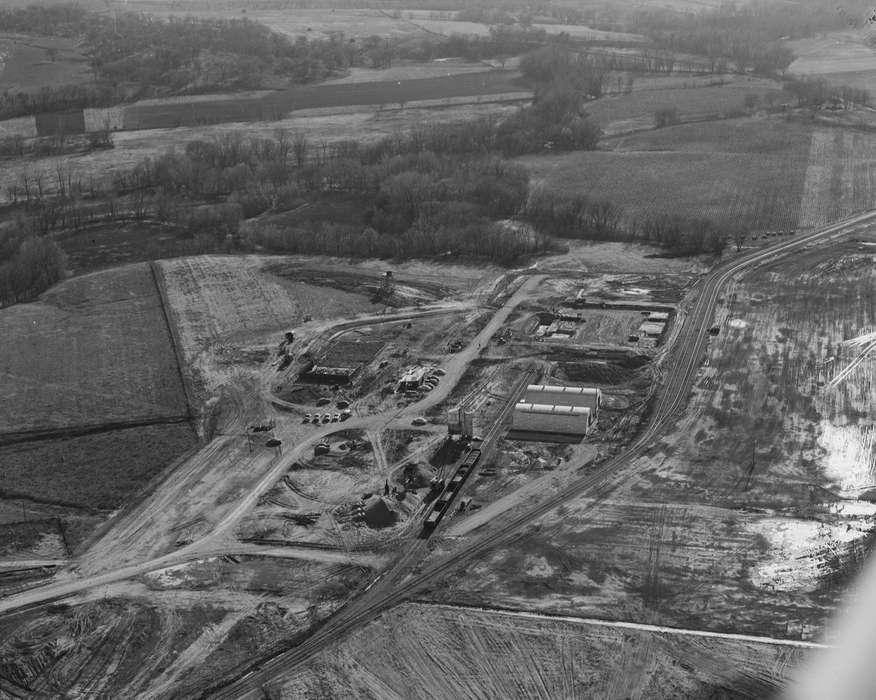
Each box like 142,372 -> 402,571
208,211 -> 876,698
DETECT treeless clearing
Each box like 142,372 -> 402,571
158,255 -> 374,352
535,241 -> 709,274
322,59 -> 495,84
584,79 -> 787,134
0,263 -> 188,434
520,118 -> 813,232
286,603 -> 806,699
788,30 -> 876,75
0,423 -> 196,510
798,128 -> 876,229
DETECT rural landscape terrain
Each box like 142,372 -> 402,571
0,0 -> 874,697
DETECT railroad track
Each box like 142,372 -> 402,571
208,211 -> 876,698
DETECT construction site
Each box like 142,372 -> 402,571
1,211 -> 874,699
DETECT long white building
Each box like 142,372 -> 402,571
513,402 -> 592,434
513,384 -> 601,436
523,384 -> 601,411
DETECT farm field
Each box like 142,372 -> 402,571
788,30 -> 876,92
584,78 -> 788,135
519,118 -> 814,232
58,221 -> 199,275
158,255 -> 375,350
0,422 -> 196,510
430,236 -> 876,641
798,127 -> 876,229
0,263 -> 189,435
285,602 -> 808,699
322,59 -> 495,85
535,240 -> 709,274
121,70 -> 523,130
0,32 -> 92,94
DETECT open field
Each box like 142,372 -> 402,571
584,77 -> 788,135
0,32 -> 92,94
0,263 -> 189,435
0,423 -> 196,510
322,59 -> 495,84
521,118 -> 814,232
121,70 -> 523,130
536,241 -> 709,274
431,237 -> 876,641
788,30 -> 876,92
798,127 -> 876,229
58,221 -> 196,275
285,602 -> 808,699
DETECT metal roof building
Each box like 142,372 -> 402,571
523,384 -> 601,411
513,402 -> 592,435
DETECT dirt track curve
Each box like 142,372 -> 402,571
207,210 -> 876,698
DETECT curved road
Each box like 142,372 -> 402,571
208,211 -> 876,698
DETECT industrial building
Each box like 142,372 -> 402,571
513,384 -> 601,436
513,403 -> 592,434
523,385 -> 601,412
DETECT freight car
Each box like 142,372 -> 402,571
423,448 -> 482,531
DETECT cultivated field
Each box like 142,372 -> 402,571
432,236 -> 876,641
584,78 -> 788,135
158,256 -> 374,349
788,30 -> 876,92
321,59 -> 493,85
285,602 -> 808,699
521,118 -> 814,232
798,127 -> 876,229
0,423 -> 196,511
0,263 -> 189,434
120,70 -> 523,130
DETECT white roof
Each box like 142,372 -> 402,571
638,322 -> 665,335
647,311 -> 670,321
526,384 -> 600,396
515,402 -> 591,416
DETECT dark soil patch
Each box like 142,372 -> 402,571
57,221 -> 195,274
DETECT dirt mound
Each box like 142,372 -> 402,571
362,497 -> 398,529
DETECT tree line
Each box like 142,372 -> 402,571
523,189 -> 731,255
784,77 -> 870,109
0,230 -> 66,307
